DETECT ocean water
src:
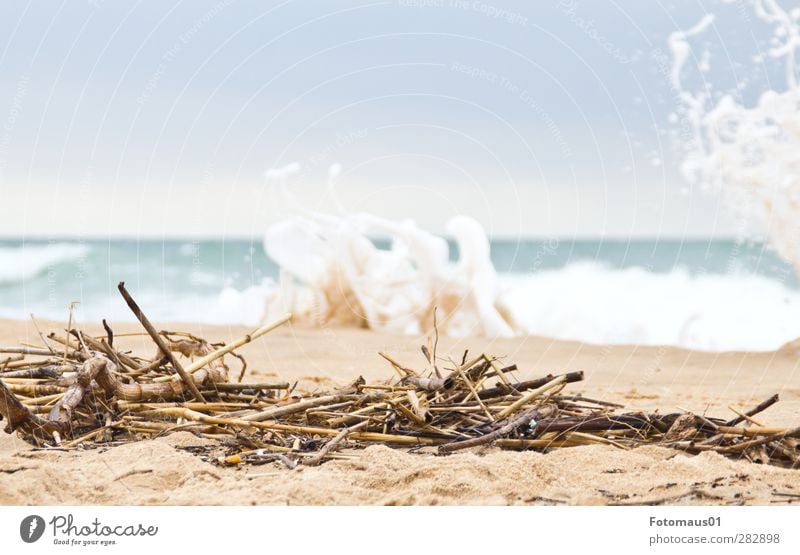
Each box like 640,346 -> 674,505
1,237 -> 799,352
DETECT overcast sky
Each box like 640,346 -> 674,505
0,0 -> 781,239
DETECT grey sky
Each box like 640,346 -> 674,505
0,1 -> 780,238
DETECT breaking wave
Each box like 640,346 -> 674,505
0,243 -> 90,284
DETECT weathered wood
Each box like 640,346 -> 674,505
439,405 -> 556,453
117,281 -> 206,402
724,394 -> 780,427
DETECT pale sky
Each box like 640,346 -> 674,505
0,0 -> 780,238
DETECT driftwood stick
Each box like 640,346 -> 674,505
0,346 -> 82,360
185,314 -> 292,374
495,437 -> 602,449
770,441 -> 800,466
450,356 -> 493,421
102,319 -> 114,348
402,375 -> 453,392
431,307 -> 442,378
304,420 -> 369,466
326,404 -> 386,427
0,366 -> 66,379
0,379 -> 62,442
533,413 -> 659,434
117,281 -> 206,402
62,419 -> 123,448
203,382 -> 290,392
0,354 -> 25,367
697,394 -> 783,447
378,352 -> 416,377
446,354 -> 485,382
439,405 -> 556,453
149,315 -> 291,384
496,375 -> 568,419
68,331 -> 141,371
476,371 -> 584,400
405,390 -> 432,424
1,358 -> 62,370
554,394 -> 624,409
242,394 -> 361,422
483,353 -> 513,388
156,407 -> 448,445
711,426 -> 800,454
6,383 -> 67,396
724,394 -> 779,427
715,425 -> 795,437
48,357 -> 107,431
64,301 -> 77,363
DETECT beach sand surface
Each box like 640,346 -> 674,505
1,318 -> 799,505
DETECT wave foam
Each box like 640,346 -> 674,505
258,161 -> 800,352
671,1 -> 800,271
501,262 -> 800,351
262,212 -> 516,337
257,238 -> 800,351
0,243 -> 90,284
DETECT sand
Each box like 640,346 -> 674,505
1,318 -> 799,505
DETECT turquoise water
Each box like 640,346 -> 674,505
0,237 -> 794,325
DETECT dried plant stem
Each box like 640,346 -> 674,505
496,375 -> 568,419
724,394 -> 779,427
117,282 -> 205,402
185,314 -> 292,375
712,426 -> 800,453
156,407 -> 447,445
439,405 -> 556,453
378,352 -> 415,377
304,420 -> 370,466
62,420 -> 123,448
451,357 -> 493,421
242,394 -> 362,422
1,302 -> 797,469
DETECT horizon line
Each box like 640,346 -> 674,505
0,233 -> 760,243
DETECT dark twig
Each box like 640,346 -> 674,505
117,282 -> 205,402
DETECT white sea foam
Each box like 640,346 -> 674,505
501,262 -> 800,352
253,136 -> 800,352
671,1 -> 800,272
245,264 -> 800,352
2,253 -> 797,351
257,155 -> 800,350
208,279 -> 275,326
0,243 -> 90,284
259,162 -> 517,337
242,6 -> 800,351
262,210 -> 516,337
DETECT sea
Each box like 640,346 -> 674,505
1,237 -> 799,352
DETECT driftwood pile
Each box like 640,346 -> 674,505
0,282 -> 798,469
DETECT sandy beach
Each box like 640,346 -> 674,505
1,317 -> 799,505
